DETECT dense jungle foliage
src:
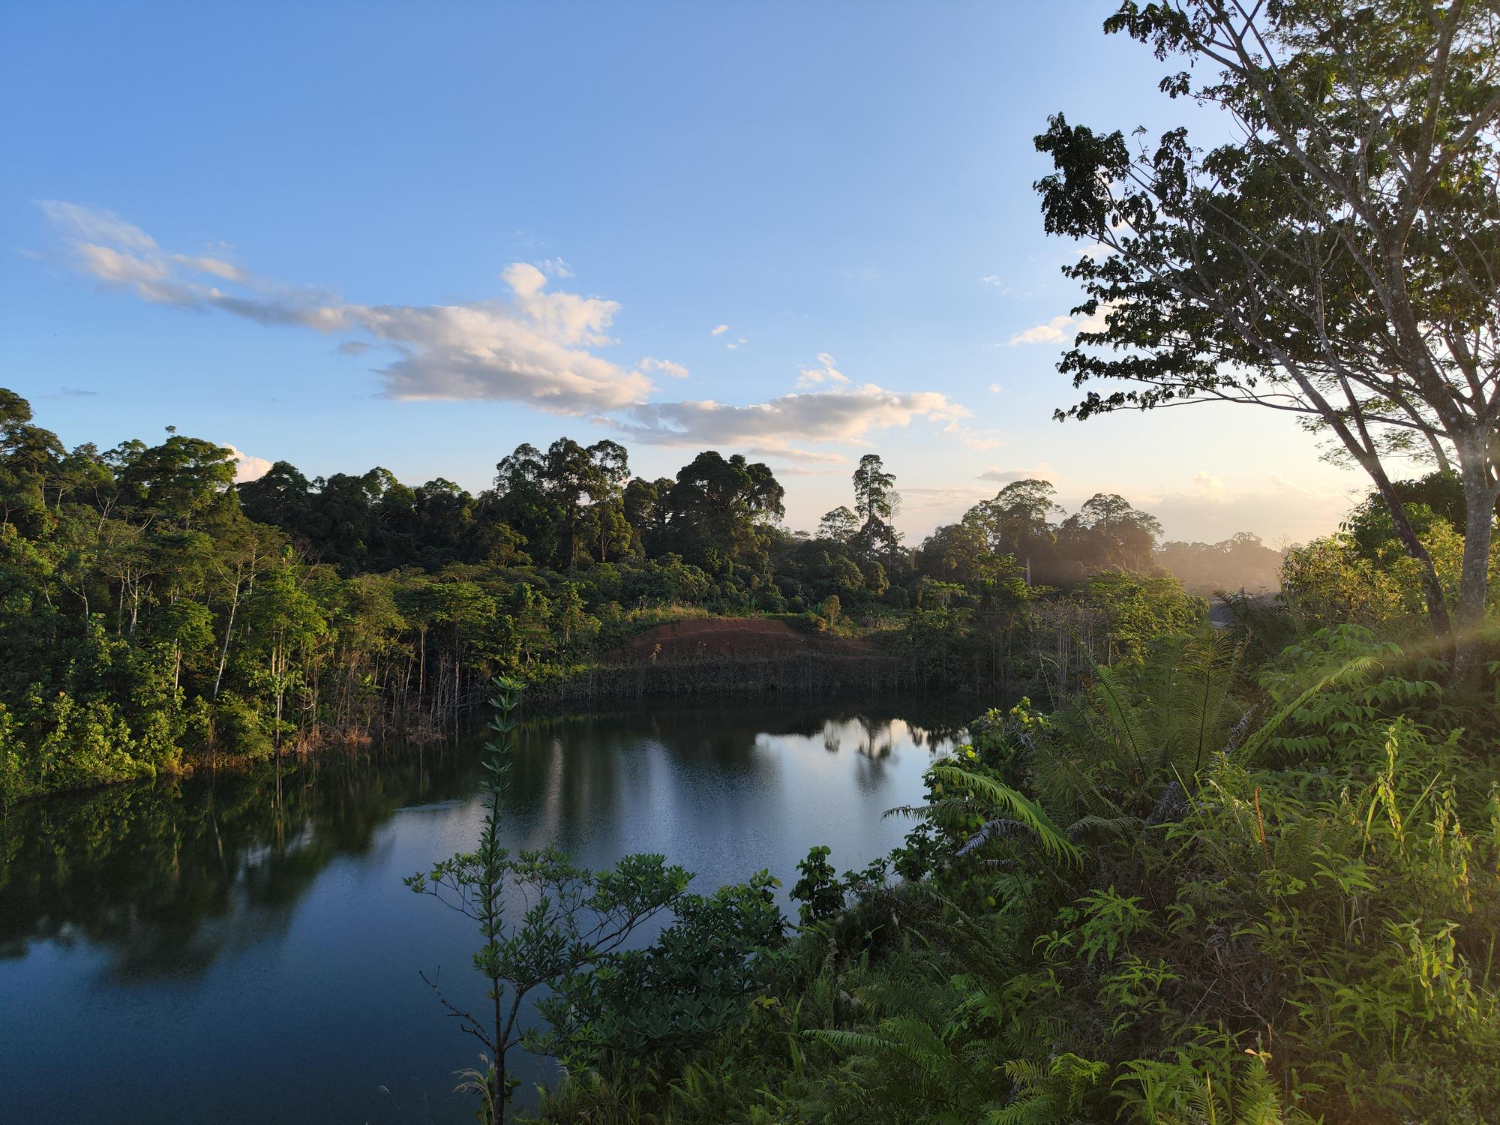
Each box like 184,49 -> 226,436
515,573 -> 1500,1124
2,386 -> 1281,807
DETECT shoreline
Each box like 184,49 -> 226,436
3,652 -> 996,811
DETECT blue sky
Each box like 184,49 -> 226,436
1,1 -> 1362,544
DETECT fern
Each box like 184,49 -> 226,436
1235,653 -> 1382,765
930,765 -> 1083,868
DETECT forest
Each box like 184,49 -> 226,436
5,0 -> 1500,1122
1,385 -> 1288,807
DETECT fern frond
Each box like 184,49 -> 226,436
1235,654 -> 1380,765
931,766 -> 1083,868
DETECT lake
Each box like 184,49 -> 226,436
0,696 -> 971,1124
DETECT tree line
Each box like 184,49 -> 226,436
0,386 -> 1327,805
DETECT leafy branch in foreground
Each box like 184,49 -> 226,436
407,676 -> 690,1117
408,675 -> 786,1120
1033,0 -> 1500,679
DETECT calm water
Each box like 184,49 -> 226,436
0,697 -> 970,1124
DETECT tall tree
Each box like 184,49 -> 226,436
623,476 -> 674,555
1034,0 -> 1500,674
115,431 -> 238,530
493,444 -> 559,568
665,452 -> 784,573
1059,493 -> 1163,573
850,454 -> 902,563
0,388 -> 65,531
969,478 -> 1062,572
851,454 -> 899,523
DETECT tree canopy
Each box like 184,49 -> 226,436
1034,0 -> 1500,672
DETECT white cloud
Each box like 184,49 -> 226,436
1008,303 -> 1113,347
1008,315 -> 1073,346
500,261 -> 547,298
638,356 -> 689,379
615,384 -> 969,458
980,275 -> 1003,286
226,445 -> 273,484
978,462 -> 1055,485
535,257 -> 573,278
710,324 -> 729,336
796,352 -> 851,389
36,203 -> 981,463
39,202 -> 653,413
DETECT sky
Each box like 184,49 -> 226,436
1,1 -> 1368,546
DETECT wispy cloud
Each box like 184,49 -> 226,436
36,203 -> 977,461
978,462 -> 1055,485
902,485 -> 991,511
710,324 -> 729,336
40,385 -> 100,399
614,381 -> 969,461
1007,304 -> 1111,347
39,201 -> 652,412
795,352 -> 850,389
638,356 -> 689,379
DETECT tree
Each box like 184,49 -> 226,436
1034,0 -> 1500,675
237,461 -> 313,532
1060,493 -> 1163,573
542,438 -> 630,569
623,476 -> 674,555
852,453 -> 898,523
664,452 -> 784,573
849,454 -> 902,563
968,478 -> 1063,577
409,678 -> 717,1120
245,557 -> 327,750
817,506 -> 859,543
1,389 -> 65,531
116,432 -> 238,530
492,444 -> 560,568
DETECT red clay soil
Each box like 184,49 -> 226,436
613,617 -> 879,663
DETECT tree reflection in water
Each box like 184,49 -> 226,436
0,694 -> 978,1125
1,696 -> 971,973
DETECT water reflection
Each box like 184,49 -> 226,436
0,750 -> 472,975
0,695 -> 973,1125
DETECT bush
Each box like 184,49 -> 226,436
534,628 -> 1500,1125
210,692 -> 275,760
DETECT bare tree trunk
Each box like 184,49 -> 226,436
1454,434 -> 1499,684
1355,446 -> 1456,662
213,568 -> 242,701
